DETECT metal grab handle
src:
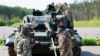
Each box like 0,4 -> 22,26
51,37 -> 57,56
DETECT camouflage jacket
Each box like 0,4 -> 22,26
56,31 -> 72,52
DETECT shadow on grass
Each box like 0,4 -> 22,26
81,51 -> 100,56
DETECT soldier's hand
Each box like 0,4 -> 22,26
49,46 -> 56,50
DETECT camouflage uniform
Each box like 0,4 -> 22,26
14,31 -> 22,53
16,35 -> 32,56
14,24 -> 23,52
14,23 -> 35,56
56,3 -> 73,29
56,30 -> 73,56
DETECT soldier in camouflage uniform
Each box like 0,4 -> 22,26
14,22 -> 36,56
56,3 -> 73,29
50,28 -> 73,56
14,25 -> 23,53
16,26 -> 32,56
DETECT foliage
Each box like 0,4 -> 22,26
96,39 -> 100,46
11,22 -> 23,27
82,38 -> 100,46
10,17 -> 22,25
0,5 -> 32,19
70,0 -> 100,21
0,38 -> 3,46
0,18 -> 6,26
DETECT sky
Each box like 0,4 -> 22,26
0,0 -> 75,10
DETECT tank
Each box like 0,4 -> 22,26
5,15 -> 82,56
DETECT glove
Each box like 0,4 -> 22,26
49,46 -> 56,50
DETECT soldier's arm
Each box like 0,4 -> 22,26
56,4 -> 62,14
14,32 -> 20,52
23,39 -> 30,56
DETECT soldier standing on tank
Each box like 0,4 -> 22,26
46,2 -> 56,14
56,3 -> 73,29
50,27 -> 73,56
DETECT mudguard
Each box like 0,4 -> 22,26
73,34 -> 82,46
5,34 -> 14,46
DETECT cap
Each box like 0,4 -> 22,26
64,2 -> 68,5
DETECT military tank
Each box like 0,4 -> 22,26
5,14 -> 82,56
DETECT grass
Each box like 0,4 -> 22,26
10,22 -> 23,28
74,20 -> 100,27
82,38 -> 100,46
96,39 -> 100,46
0,38 -> 4,46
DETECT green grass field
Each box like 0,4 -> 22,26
74,21 -> 100,27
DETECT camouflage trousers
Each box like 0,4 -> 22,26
60,50 -> 73,56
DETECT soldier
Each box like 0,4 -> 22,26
56,3 -> 73,29
46,2 -> 56,14
50,28 -> 73,56
14,25 -> 23,53
14,23 -> 36,56
16,26 -> 32,56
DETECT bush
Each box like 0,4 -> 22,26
0,18 -> 6,26
0,38 -> 3,45
97,39 -> 100,46
10,17 -> 22,25
11,22 -> 23,27
82,38 -> 97,46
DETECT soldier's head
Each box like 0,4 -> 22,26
17,24 -> 24,32
21,24 -> 33,37
51,2 -> 54,5
64,2 -> 68,5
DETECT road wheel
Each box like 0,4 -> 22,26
72,46 -> 81,56
8,46 -> 16,56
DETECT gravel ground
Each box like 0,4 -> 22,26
81,46 -> 100,56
